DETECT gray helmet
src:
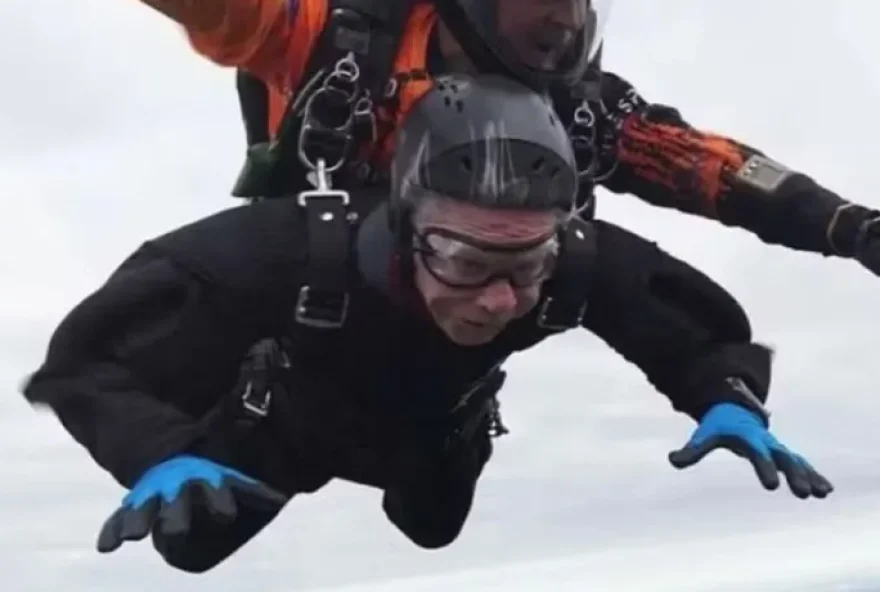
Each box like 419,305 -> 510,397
390,73 -> 578,221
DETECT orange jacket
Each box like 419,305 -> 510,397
180,0 -> 434,165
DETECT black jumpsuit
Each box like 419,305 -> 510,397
22,196 -> 773,572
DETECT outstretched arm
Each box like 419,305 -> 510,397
22,247 -> 287,571
141,0 -> 227,31
574,220 -> 832,499
22,248 -> 267,487
137,0 -> 304,87
594,70 -> 880,274
579,220 -> 773,421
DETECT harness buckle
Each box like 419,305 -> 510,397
295,285 -> 350,329
536,296 -> 588,331
241,381 -> 272,418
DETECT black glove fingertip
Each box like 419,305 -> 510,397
668,445 -> 703,469
810,473 -> 834,498
96,508 -> 125,553
157,486 -> 192,538
771,450 -> 816,498
198,479 -> 238,524
754,460 -> 781,491
229,476 -> 288,510
255,483 -> 289,507
119,498 -> 160,543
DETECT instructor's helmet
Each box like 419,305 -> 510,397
390,73 -> 579,229
432,0 -> 613,90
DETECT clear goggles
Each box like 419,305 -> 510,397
413,227 -> 560,289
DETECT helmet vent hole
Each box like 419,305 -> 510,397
531,157 -> 546,173
455,99 -> 464,112
549,112 -> 556,125
459,156 -> 473,172
444,96 -> 452,108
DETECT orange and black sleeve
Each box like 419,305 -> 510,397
597,70 -> 877,260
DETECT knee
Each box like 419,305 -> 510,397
382,485 -> 474,549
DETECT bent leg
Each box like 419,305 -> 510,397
383,432 -> 492,549
382,372 -> 504,551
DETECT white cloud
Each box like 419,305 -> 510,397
2,1 -> 879,590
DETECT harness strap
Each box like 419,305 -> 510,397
537,216 -> 597,331
295,163 -> 353,329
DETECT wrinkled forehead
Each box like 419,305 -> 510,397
412,194 -> 561,244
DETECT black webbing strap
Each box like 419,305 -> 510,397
536,217 -> 597,331
295,181 -> 352,329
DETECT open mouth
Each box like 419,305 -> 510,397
523,34 -> 573,69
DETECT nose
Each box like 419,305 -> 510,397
476,279 -> 518,316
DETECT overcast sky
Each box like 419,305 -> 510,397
2,1 -> 880,591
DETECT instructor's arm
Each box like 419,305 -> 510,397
580,220 -> 773,421
141,0 -> 228,31
139,0 -> 303,86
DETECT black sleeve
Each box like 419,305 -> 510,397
581,220 -> 774,421
21,247 -> 267,489
594,70 -> 878,260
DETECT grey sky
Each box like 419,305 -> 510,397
2,1 -> 879,591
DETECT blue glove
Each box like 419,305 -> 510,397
96,455 -> 287,553
668,403 -> 834,499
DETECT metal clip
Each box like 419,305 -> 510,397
295,285 -> 350,329
296,53 -> 364,179
299,158 -> 350,206
732,154 -> 794,194
353,93 -> 377,142
241,381 -> 272,418
536,296 -> 587,331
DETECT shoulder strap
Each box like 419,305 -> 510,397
232,0 -> 416,200
536,216 -> 598,331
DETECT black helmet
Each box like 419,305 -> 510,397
432,0 -> 613,91
390,73 -> 578,224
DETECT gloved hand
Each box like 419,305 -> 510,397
97,455 -> 287,553
668,402 -> 834,499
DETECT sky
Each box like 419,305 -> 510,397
2,1 -> 880,591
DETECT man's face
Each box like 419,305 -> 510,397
496,0 -> 588,71
411,196 -> 560,346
